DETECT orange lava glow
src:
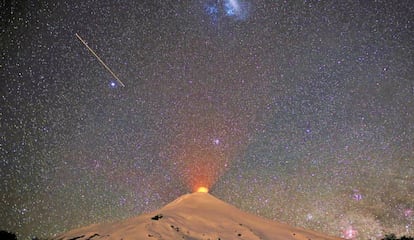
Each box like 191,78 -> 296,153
196,187 -> 209,193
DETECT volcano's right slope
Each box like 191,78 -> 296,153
54,192 -> 343,240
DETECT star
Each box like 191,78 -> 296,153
109,81 -> 117,88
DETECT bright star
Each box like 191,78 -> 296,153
109,81 -> 117,88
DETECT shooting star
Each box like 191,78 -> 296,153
75,33 -> 125,87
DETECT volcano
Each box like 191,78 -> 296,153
54,193 -> 342,240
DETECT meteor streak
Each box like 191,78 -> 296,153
75,33 -> 125,87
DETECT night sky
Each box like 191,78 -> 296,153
1,1 -> 413,239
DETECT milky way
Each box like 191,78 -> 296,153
1,1 -> 413,239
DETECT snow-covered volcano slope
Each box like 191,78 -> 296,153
54,192 -> 343,240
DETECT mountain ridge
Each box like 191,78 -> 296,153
54,192 -> 343,240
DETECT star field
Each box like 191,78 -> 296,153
1,1 -> 413,239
